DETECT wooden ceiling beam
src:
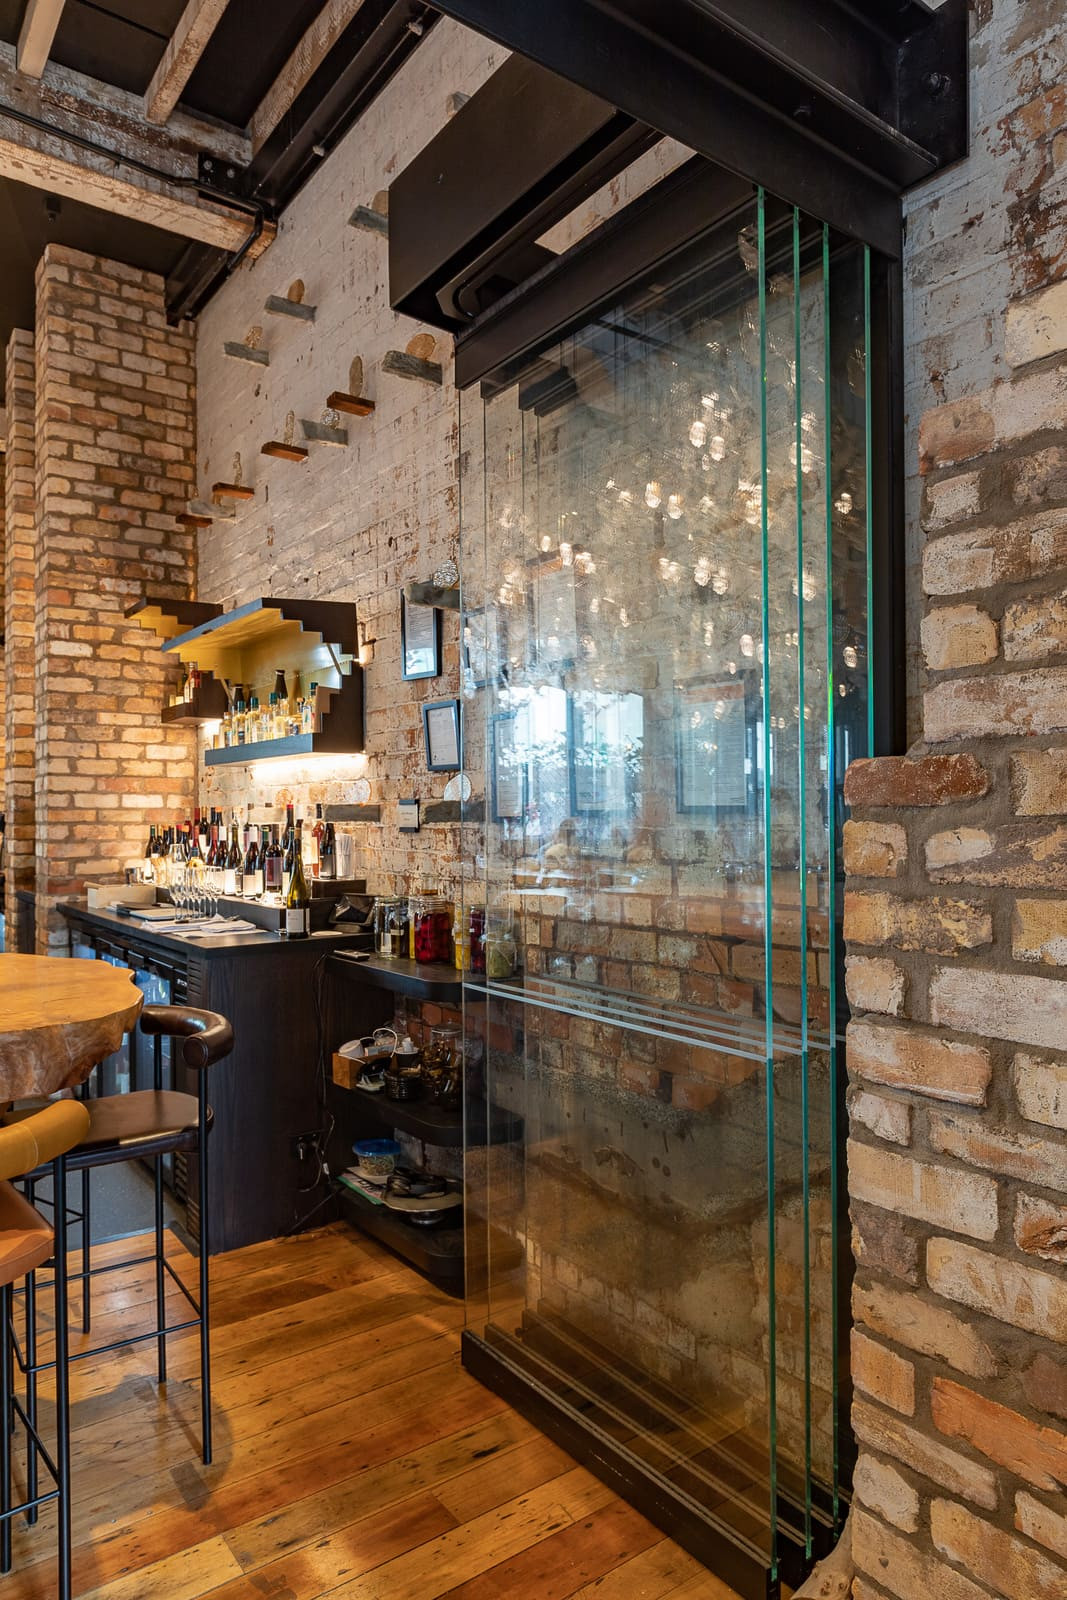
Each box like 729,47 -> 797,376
249,0 -> 369,155
145,0 -> 232,127
0,116 -> 273,253
16,0 -> 66,80
0,42 -> 251,171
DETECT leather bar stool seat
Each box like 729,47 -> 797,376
0,1187 -> 53,1283
8,1093 -> 213,1169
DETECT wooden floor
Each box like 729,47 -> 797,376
4,1222 -> 744,1600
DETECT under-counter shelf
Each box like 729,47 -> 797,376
331,1080 -> 521,1149
335,1184 -> 465,1294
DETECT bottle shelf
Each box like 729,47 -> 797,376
203,671 -> 365,762
161,674 -> 229,725
162,596 -> 358,675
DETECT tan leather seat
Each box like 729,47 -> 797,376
0,1184 -> 53,1284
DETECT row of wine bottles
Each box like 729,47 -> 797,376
143,804 -> 338,937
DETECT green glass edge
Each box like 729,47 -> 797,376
864,246 -> 875,757
823,226 -> 842,1525
792,207 -> 813,1559
758,188 -> 779,1578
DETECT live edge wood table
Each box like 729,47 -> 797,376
0,953 -> 143,1100
57,902 -> 370,1253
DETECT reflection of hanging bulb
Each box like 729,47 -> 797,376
575,550 -> 595,574
667,493 -> 684,520
590,596 -> 600,615
726,660 -> 737,675
712,566 -> 730,596
792,569 -> 818,602
689,420 -> 707,448
605,478 -> 616,490
710,435 -> 726,462
580,634 -> 597,659
843,644 -> 859,669
618,488 -> 634,505
558,541 -> 573,566
645,480 -> 662,509
540,534 -> 552,552
839,682 -> 848,696
699,494 -> 714,513
788,440 -> 815,474
740,633 -> 755,657
694,556 -> 712,587
619,607 -> 630,627
702,391 -> 718,410
704,620 -> 715,647
714,699 -> 727,719
835,491 -> 853,515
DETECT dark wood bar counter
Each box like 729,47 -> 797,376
57,901 -> 370,1253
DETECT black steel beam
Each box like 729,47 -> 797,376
390,55 -> 658,330
428,0 -> 967,260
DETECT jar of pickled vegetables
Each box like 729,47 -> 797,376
413,896 -> 453,965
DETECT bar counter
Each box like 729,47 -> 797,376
58,900 -> 370,1252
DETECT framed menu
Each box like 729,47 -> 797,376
674,676 -> 755,815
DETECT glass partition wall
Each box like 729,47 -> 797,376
460,191 -> 872,1599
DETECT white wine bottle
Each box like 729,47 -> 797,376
284,823 -> 311,938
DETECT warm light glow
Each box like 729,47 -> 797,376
709,435 -> 726,461
689,419 -> 707,448
843,644 -> 859,668
559,541 -> 574,566
667,493 -> 684,520
644,480 -> 662,509
835,491 -> 853,515
740,633 -> 754,657
248,753 -> 368,782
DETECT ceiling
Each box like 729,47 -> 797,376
0,0 -> 433,391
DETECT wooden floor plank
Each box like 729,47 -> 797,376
1,1224 -> 744,1600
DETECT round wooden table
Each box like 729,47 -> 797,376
0,954 -> 144,1100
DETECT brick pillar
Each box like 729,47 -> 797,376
4,330 -> 36,937
843,10 -> 1067,1593
34,246 -> 198,951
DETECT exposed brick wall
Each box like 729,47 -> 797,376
846,2 -> 1067,1592
194,20 -> 506,900
33,246 -> 198,950
4,329 -> 36,932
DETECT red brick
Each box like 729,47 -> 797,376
843,753 -> 989,808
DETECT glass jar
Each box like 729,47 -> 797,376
413,896 -> 453,965
422,1023 -> 459,1097
468,907 -> 486,974
374,896 -> 407,957
485,926 -> 517,979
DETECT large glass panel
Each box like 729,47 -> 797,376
461,190 -> 870,1593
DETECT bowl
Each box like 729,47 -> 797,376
352,1137 -> 401,1177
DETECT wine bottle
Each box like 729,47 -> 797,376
319,818 -> 336,881
224,816 -> 242,895
284,824 -> 311,938
143,824 -> 158,883
243,809 -> 262,897
263,825 -> 282,894
281,805 -> 296,897
311,802 -> 325,880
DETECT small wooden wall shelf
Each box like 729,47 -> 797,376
261,441 -> 309,462
264,294 -> 316,322
326,390 -> 375,417
301,418 -> 348,447
223,341 -> 269,366
212,482 -> 255,502
187,498 -> 234,522
383,350 -> 442,386
348,205 -> 388,235
177,511 -> 213,530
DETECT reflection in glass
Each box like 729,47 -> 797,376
461,191 -> 871,1595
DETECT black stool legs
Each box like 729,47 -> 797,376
54,1154 -> 72,1600
198,1088 -> 212,1465
1,1280 -> 11,1575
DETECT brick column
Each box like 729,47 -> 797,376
4,330 -> 36,937
34,246 -> 198,951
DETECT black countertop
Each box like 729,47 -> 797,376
58,900 -> 370,960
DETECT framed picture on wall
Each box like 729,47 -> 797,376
674,676 -> 756,815
490,712 -> 526,821
568,690 -> 645,817
401,594 -> 441,681
461,606 -> 506,690
422,697 -> 462,771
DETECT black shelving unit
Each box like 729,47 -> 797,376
326,954 -> 522,1292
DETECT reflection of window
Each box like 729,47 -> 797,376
569,691 -> 644,816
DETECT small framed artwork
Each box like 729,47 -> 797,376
401,594 -> 441,681
461,606 -> 497,690
569,690 -> 645,817
423,697 -> 462,772
674,676 -> 756,816
491,712 -> 526,822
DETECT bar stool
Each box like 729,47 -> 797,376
0,1099 -> 91,1600
17,1004 -> 233,1466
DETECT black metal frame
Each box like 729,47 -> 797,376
15,1030 -> 215,1468
1,1155 -> 73,1599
